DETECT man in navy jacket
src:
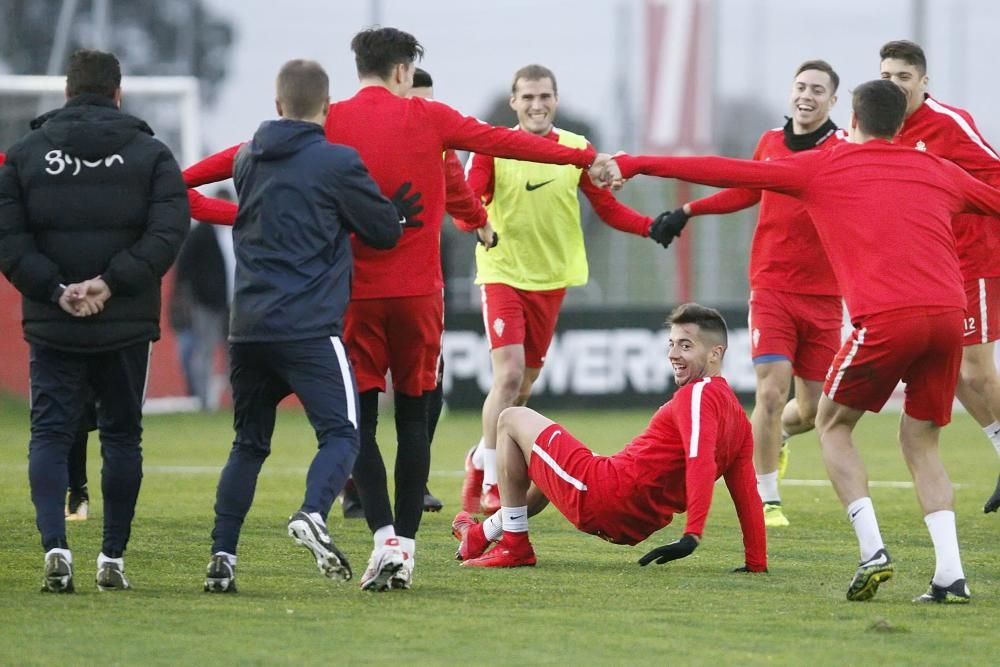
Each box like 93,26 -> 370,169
0,49 -> 189,593
203,59 -> 402,593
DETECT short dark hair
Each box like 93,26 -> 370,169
795,59 -> 840,93
66,49 -> 121,99
276,59 -> 329,119
880,40 -> 927,75
511,64 -> 558,96
852,79 -> 907,139
350,27 -> 423,80
668,303 -> 728,348
412,67 -> 433,89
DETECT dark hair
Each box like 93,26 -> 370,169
880,40 -> 927,75
276,59 -> 329,119
668,303 -> 728,347
350,27 -> 423,79
66,49 -> 121,99
511,64 -> 558,96
795,59 -> 840,94
852,79 -> 907,139
412,67 -> 433,89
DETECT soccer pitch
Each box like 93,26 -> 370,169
1,396 -> 997,665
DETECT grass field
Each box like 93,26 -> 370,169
1,394 -> 998,665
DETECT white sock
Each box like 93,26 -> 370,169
213,551 -> 237,566
483,510 -> 504,541
924,510 -> 965,586
984,421 -> 1000,457
471,437 -> 485,469
374,524 -> 397,547
307,512 -> 325,527
846,497 -> 885,562
501,505 -> 529,533
756,471 -> 780,504
97,552 -> 124,570
483,447 -> 498,487
46,547 -> 72,564
397,536 -> 415,558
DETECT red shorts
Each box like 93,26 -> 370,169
748,288 -> 843,381
344,293 -> 443,395
480,283 -> 565,368
963,277 -> 1000,346
824,307 -> 963,425
528,424 -> 661,545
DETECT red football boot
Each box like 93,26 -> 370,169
461,532 -> 536,568
452,511 -> 492,561
480,483 -> 501,515
461,447 -> 485,514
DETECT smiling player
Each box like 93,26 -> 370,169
451,303 -> 767,573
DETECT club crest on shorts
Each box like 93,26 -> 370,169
752,328 -> 761,348
493,318 -> 505,337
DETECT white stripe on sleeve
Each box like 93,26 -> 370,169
689,377 -> 711,458
925,99 -> 1000,161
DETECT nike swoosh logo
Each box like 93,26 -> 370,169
849,509 -> 862,520
525,179 -> 555,191
964,330 -> 977,337
509,515 -> 523,521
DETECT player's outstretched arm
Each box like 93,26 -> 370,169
612,153 -> 811,197
183,144 -> 242,187
187,189 -> 237,226
724,443 -> 768,573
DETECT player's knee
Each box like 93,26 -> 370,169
492,365 -> 525,397
232,438 -> 270,461
755,382 -> 787,415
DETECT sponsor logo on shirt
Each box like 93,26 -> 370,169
915,140 -> 927,152
525,179 -> 555,191
44,149 -> 124,176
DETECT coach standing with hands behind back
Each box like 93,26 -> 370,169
0,49 -> 189,593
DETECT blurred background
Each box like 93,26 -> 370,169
1,0 -> 996,407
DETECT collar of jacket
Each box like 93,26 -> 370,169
782,116 -> 838,152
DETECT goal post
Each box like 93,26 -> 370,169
0,74 -> 201,167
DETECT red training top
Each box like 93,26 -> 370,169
465,128 -> 651,236
184,144 -> 489,231
687,127 -> 845,296
324,87 -> 594,299
617,141 -> 1000,320
608,376 -> 766,570
896,95 -> 1000,281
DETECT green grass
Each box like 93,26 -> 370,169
1,394 -> 998,665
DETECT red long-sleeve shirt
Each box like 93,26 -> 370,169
897,95 -> 1000,281
617,141 -> 1000,320
687,127 -> 845,295
609,376 -> 766,571
324,87 -> 594,299
465,129 -> 651,236
183,145 -> 488,231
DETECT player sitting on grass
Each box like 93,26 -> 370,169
451,303 -> 767,572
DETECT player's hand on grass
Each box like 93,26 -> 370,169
476,222 -> 499,251
638,533 -> 699,566
392,181 -> 424,228
731,565 -> 768,573
648,208 -> 690,249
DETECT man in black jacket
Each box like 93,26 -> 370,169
203,59 -> 403,593
0,49 -> 190,593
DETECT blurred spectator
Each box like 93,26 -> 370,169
173,188 -> 235,409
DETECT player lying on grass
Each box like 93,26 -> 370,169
451,303 -> 767,572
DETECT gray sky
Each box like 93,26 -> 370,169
200,0 -> 1000,157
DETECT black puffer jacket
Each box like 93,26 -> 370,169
0,94 -> 189,352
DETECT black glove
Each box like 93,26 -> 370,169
477,230 -> 499,249
648,208 -> 690,249
638,533 -> 699,566
392,181 -> 424,228
732,566 -> 768,574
